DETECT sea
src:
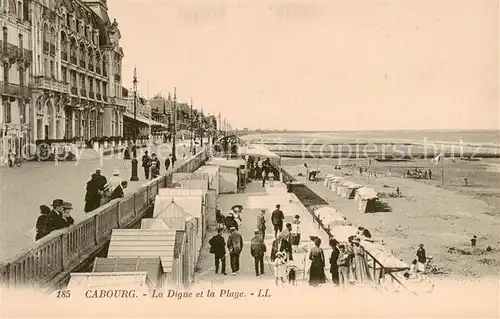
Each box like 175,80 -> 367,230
242,130 -> 500,147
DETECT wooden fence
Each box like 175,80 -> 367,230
0,148 -> 209,289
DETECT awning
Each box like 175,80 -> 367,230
123,112 -> 169,129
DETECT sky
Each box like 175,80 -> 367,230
106,0 -> 499,131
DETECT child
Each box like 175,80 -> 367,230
287,262 -> 297,286
290,215 -> 301,252
268,170 -> 275,187
273,252 -> 287,287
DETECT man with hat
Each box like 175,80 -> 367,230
106,169 -> 124,200
227,226 -> 243,275
150,153 -> 160,174
59,202 -> 75,228
271,204 -> 285,239
150,161 -> 159,180
256,209 -> 266,240
141,151 -> 151,180
47,199 -> 64,232
250,229 -> 267,276
209,228 -> 227,275
95,168 -> 107,194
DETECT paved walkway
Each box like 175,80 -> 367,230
0,140 -> 196,262
193,181 -> 333,288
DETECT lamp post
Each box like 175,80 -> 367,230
200,108 -> 204,147
130,67 -> 139,181
172,88 -> 177,163
189,99 -> 194,154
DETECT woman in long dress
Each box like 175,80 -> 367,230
352,237 -> 371,284
303,236 -> 317,280
85,173 -> 102,213
308,237 -> 326,287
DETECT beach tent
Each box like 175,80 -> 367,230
92,257 -> 163,289
329,225 -> 359,243
342,181 -> 363,199
330,177 -> 345,193
315,207 -> 351,227
107,229 -> 186,288
67,272 -> 153,296
324,174 -> 336,188
207,158 -> 246,194
336,180 -> 349,196
355,187 -> 379,214
237,144 -> 281,168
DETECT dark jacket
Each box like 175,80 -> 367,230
85,179 -> 102,212
96,175 -> 107,191
250,235 -> 267,257
227,232 -> 243,254
165,157 -> 171,170
151,165 -> 160,179
49,211 -> 74,230
329,246 -> 340,273
142,155 -> 151,168
271,209 -> 284,225
209,234 -> 226,257
48,210 -> 63,231
35,214 -> 51,240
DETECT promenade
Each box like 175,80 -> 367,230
193,181 -> 332,286
0,140 -> 197,262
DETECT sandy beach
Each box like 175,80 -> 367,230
283,157 -> 500,280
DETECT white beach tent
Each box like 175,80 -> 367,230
207,158 -> 246,194
355,187 -> 379,214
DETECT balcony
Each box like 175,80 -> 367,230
50,44 -> 56,56
103,95 -> 108,102
80,89 -> 87,97
96,93 -> 102,100
79,60 -> 86,68
89,64 -> 94,72
0,42 -> 32,64
62,52 -> 68,61
70,56 -> 77,64
43,42 -> 49,54
96,67 -> 101,74
33,76 -> 70,94
89,91 -> 95,99
0,82 -> 32,98
111,96 -> 128,108
70,86 -> 78,95
114,74 -> 121,82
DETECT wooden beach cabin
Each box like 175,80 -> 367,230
355,187 -> 379,213
207,158 -> 246,194
151,201 -> 199,282
154,193 -> 204,251
324,174 -> 336,188
195,166 -> 220,226
67,272 -> 153,296
196,165 -> 220,195
92,257 -> 163,289
171,173 -> 209,195
107,229 -> 186,288
329,177 -> 345,193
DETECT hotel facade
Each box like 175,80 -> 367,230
0,0 -> 126,160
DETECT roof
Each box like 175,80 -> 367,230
171,173 -> 209,192
207,158 -> 246,168
123,111 -> 168,128
195,166 -> 219,186
158,188 -> 203,197
92,257 -> 163,285
154,195 -> 202,218
108,229 -> 178,273
344,181 -> 363,189
67,272 -> 152,290
141,217 -> 186,231
238,144 -> 279,159
329,225 -> 359,243
357,187 -> 378,200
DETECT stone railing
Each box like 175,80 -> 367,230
33,77 -> 70,94
0,148 -> 209,289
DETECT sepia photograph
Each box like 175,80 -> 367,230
0,0 -> 498,317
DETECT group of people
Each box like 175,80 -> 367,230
84,168 -> 127,213
246,156 -> 277,187
405,168 -> 432,180
141,151 -> 175,180
35,199 -> 75,241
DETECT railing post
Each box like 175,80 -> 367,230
94,214 -> 100,245
373,258 -> 376,283
116,201 -> 121,228
133,194 -> 137,216
61,233 -> 68,270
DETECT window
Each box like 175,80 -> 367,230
17,1 -> 22,19
3,62 -> 9,83
4,101 -> 11,124
56,62 -> 58,78
18,33 -> 22,49
19,67 -> 24,86
3,27 -> 7,45
50,60 -> 54,78
19,102 -> 25,124
44,58 -> 48,77
62,67 -> 67,83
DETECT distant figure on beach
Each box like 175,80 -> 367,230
471,235 -> 477,248
464,175 -> 468,186
428,169 -> 432,179
416,244 -> 426,272
396,187 -> 400,197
